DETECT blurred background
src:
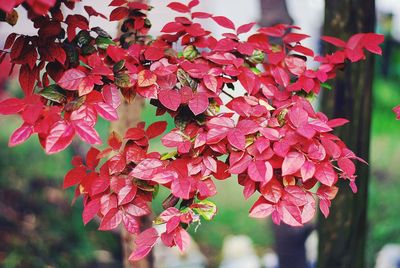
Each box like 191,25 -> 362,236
0,0 -> 399,267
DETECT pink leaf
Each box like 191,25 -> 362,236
99,208 -> 122,230
0,98 -> 25,115
118,185 -> 138,206
83,198 -> 100,225
227,129 -> 246,150
73,121 -> 102,145
58,68 -> 86,91
9,123 -> 33,147
300,161 -> 315,182
248,160 -> 273,183
212,16 -> 235,30
249,196 -> 274,218
188,93 -> 209,115
45,121 -> 75,154
95,102 -> 118,121
282,151 -> 305,176
129,228 -> 159,261
159,89 -> 181,111
174,228 -> 191,252
172,177 -> 192,199
167,2 -> 190,13
315,162 -> 337,186
237,22 -> 256,35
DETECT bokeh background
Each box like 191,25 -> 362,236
0,0 -> 399,267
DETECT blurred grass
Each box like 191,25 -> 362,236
367,77 -> 400,267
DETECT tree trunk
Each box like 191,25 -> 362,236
112,1 -> 152,267
317,1 -> 375,268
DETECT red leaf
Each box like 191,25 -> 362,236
49,44 -> 66,64
130,158 -> 163,180
84,6 -> 106,19
288,107 -> 308,128
58,68 -> 86,91
238,67 -> 257,94
4,33 -> 17,50
137,70 -> 157,87
124,198 -> 151,216
282,151 -> 305,176
99,208 -> 122,230
227,129 -> 246,150
167,2 -> 190,13
237,22 -> 256,35
110,7 -> 129,21
83,198 -> 100,225
95,102 -> 118,121
118,185 -> 138,205
315,162 -> 337,186
146,121 -> 167,139
159,89 -> 181,111
192,12 -> 212,19
321,36 -> 346,47
229,153 -> 252,174
0,98 -> 25,115
394,105 -> 400,120
64,167 -> 86,188
19,64 -> 37,95
174,228 -> 191,252
188,0 -> 200,9
9,123 -> 33,147
249,196 -> 274,218
103,84 -> 121,109
108,131 -> 122,151
337,158 -> 356,177
283,33 -> 309,44
204,75 -> 218,92
123,213 -> 140,234
188,93 -> 209,115
86,147 -> 100,170
327,118 -> 349,128
161,22 -> 185,33
73,121 -> 101,145
125,128 -> 146,140
108,153 -> 126,174
129,228 -> 159,261
300,161 -> 315,182
212,16 -> 235,30
172,177 -> 191,199
248,160 -> 273,183
45,121 -> 75,154
261,178 -> 283,203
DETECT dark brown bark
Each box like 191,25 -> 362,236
317,1 -> 375,268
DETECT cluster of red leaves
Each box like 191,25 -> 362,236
0,0 -> 384,261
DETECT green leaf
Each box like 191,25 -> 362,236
115,73 -> 133,88
91,26 -> 112,38
113,60 -> 125,73
79,60 -> 92,69
321,82 -> 332,90
39,85 -> 67,103
177,69 -> 197,89
96,36 -> 115,50
81,45 -> 96,56
192,200 -> 217,221
76,30 -> 92,46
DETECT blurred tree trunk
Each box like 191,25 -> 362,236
110,99 -> 154,268
112,1 -> 152,267
259,1 -> 310,268
317,1 -> 375,268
